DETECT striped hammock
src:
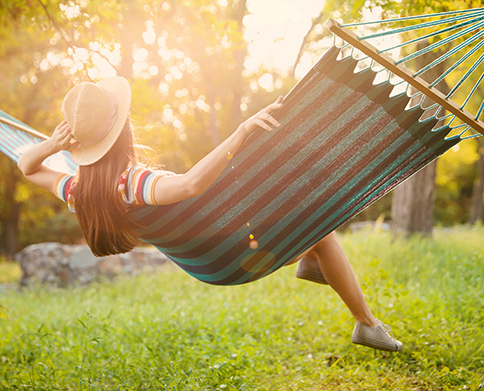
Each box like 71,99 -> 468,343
1,9 -> 483,285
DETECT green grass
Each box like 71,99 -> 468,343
1,227 -> 483,390
0,260 -> 21,284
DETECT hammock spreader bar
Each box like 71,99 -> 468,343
337,9 -> 484,133
327,19 -> 484,136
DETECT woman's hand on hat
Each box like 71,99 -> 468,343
237,96 -> 283,137
49,120 -> 80,153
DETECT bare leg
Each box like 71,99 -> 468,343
305,232 -> 378,327
292,232 -> 402,351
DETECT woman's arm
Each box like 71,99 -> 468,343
17,120 -> 78,194
152,97 -> 283,205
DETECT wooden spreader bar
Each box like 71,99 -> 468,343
327,19 -> 484,136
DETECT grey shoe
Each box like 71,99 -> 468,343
296,257 -> 328,285
352,320 -> 403,352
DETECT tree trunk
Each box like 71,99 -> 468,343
391,161 -> 437,236
5,203 -> 20,259
204,0 -> 248,147
391,43 -> 448,237
469,139 -> 484,225
0,159 -> 20,260
290,9 -> 325,79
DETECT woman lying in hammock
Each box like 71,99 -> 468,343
17,76 -> 402,352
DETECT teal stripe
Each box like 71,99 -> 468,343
427,39 -> 484,86
378,13 -> 484,54
413,28 -> 484,77
460,59 -> 484,110
341,8 -> 484,27
395,20 -> 484,66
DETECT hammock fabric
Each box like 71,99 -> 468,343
2,10 -> 482,286
0,45 -> 460,285
129,47 -> 460,285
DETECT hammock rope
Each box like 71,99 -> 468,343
341,8 -> 484,27
359,12 -> 484,44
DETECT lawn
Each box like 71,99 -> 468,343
1,227 -> 483,390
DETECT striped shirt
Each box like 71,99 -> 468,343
54,166 -> 176,212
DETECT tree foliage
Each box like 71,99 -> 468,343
0,0 -> 482,254
0,0 -> 280,254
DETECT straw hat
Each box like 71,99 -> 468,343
61,76 -> 131,166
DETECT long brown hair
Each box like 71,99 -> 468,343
75,119 -> 140,256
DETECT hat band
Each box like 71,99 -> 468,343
80,88 -> 118,146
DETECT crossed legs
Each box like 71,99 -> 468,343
290,232 -> 402,351
294,232 -> 378,327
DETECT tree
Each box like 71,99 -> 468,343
0,159 -> 21,258
391,39 -> 452,236
0,0 -> 78,257
469,139 -> 484,224
389,1 -> 484,236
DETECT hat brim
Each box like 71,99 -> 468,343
70,76 -> 131,166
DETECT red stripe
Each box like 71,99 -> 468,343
64,176 -> 75,201
135,170 -> 150,204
